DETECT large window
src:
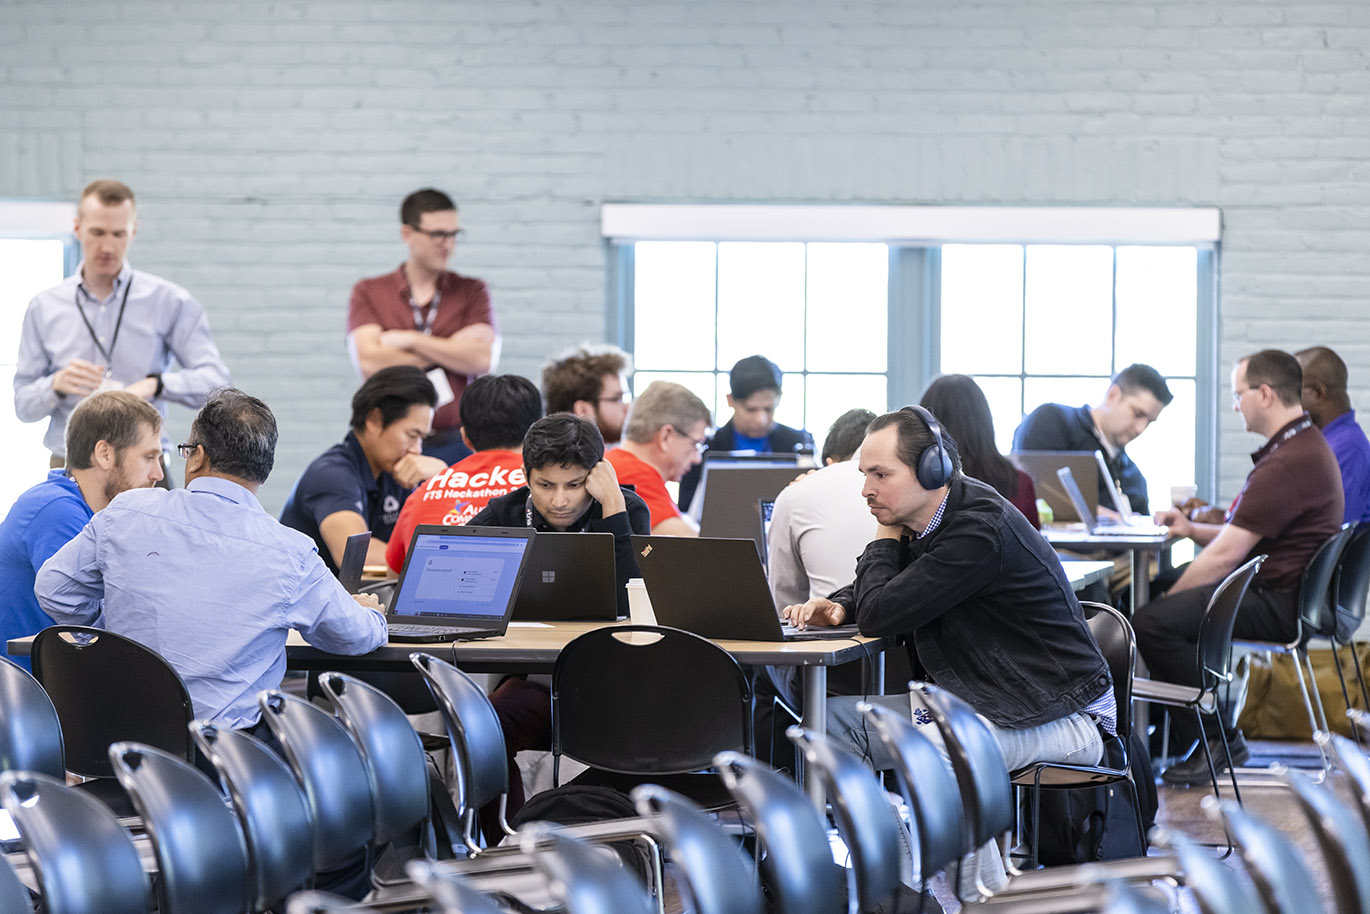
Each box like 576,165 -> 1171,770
629,240 -> 889,458
606,205 -> 1219,505
0,203 -> 75,516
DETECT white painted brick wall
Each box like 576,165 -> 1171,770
3,0 -> 1370,508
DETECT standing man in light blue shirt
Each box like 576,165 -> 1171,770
14,179 -> 231,465
35,389 -> 387,729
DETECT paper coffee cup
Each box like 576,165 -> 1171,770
625,577 -> 656,626
1170,484 -> 1198,507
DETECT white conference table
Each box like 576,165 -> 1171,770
1046,528 -> 1171,614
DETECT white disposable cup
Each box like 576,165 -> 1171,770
625,578 -> 656,627
1170,484 -> 1198,507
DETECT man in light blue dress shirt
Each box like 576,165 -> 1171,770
35,389 -> 388,730
14,179 -> 231,463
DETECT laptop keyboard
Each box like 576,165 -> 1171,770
387,623 -> 486,642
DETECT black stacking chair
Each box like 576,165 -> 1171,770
551,625 -> 752,809
1282,766 -> 1370,914
714,751 -> 847,914
109,741 -> 252,914
405,859 -> 511,914
631,785 -> 764,914
0,855 -> 34,914
1132,555 -> 1264,805
0,654 -> 64,779
283,892 -> 380,913
1332,523 -> 1370,737
190,720 -> 316,914
0,770 -> 153,914
1213,797 -> 1322,914
1149,828 -> 1264,914
521,825 -> 657,914
31,625 -> 194,813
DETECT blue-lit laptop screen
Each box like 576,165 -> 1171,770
392,532 -> 530,619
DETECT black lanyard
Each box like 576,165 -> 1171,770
74,276 -> 133,366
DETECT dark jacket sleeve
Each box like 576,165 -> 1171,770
851,526 -> 1002,637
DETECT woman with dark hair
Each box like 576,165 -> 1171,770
920,373 -> 1040,530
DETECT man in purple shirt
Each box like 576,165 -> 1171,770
1297,346 -> 1370,524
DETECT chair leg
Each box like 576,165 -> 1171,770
1294,647 -> 1333,776
1350,640 -> 1370,717
1331,645 -> 1361,743
1195,710 -> 1237,857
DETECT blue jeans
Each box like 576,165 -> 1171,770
826,691 -> 1104,897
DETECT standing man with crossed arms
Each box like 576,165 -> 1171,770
15,179 -> 230,469
347,188 -> 499,464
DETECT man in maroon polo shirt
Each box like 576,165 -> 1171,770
347,188 -> 499,464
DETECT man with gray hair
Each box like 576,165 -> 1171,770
605,380 -> 712,535
36,388 -> 387,730
0,390 -> 164,670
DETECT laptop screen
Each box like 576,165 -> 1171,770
1056,467 -> 1100,532
391,529 -> 531,620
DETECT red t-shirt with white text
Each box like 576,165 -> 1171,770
385,449 -> 525,572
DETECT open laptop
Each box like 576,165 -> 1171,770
1013,451 -> 1103,522
512,531 -> 620,622
1056,468 -> 1169,536
385,524 -> 536,643
758,498 -> 776,568
337,531 -> 372,594
631,535 -> 861,642
695,465 -> 806,552
686,452 -> 804,519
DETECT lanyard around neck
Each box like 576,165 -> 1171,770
74,275 -> 133,366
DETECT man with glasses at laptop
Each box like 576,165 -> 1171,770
35,389 -> 388,731
1135,349 -> 1343,786
347,187 -> 499,464
466,412 -> 651,837
1013,363 -> 1173,516
606,380 -> 712,536
784,406 -> 1114,897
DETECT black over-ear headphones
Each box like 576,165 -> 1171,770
898,404 -> 953,490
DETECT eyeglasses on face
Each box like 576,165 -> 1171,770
669,425 -> 709,454
407,226 -> 467,243
176,442 -> 200,459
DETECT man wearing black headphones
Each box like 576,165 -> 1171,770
784,406 -> 1115,895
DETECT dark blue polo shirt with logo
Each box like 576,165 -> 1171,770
279,430 -> 410,574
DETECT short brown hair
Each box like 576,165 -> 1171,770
79,179 -> 136,209
542,344 -> 632,414
65,391 -> 161,470
1240,349 -> 1303,408
623,381 -> 711,444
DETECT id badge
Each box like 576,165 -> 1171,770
427,367 -> 455,408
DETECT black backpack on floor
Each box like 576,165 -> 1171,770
1034,733 -> 1158,865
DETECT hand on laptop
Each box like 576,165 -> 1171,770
584,459 -> 627,517
782,597 -> 848,630
352,592 -> 385,615
1152,507 -> 1191,538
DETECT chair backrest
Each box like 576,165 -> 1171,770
317,671 -> 430,844
551,625 -> 752,774
0,854 -> 34,914
1323,729 -> 1370,839
787,726 -> 902,914
191,720 -> 315,913
714,751 -> 846,914
1298,524 -> 1355,639
405,859 -> 509,914
109,741 -> 251,914
632,785 -> 764,914
1282,769 -> 1370,914
0,655 -> 64,779
1082,602 -> 1137,740
1218,798 -> 1322,914
861,701 -> 967,875
917,683 -> 1016,847
1153,829 -> 1266,914
1101,881 -> 1172,914
1197,556 -> 1265,687
1335,523 -> 1370,643
410,651 -> 509,813
259,690 -> 375,869
0,770 -> 153,914
31,625 -> 194,777
523,825 -> 657,914
283,890 -> 380,913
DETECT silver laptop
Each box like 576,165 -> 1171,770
1056,468 -> 1168,536
1013,451 -> 1103,522
695,465 -> 805,553
386,524 -> 535,643
631,535 -> 860,642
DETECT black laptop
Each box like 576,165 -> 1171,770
631,535 -> 860,642
512,531 -> 620,622
385,524 -> 536,643
337,531 -> 372,594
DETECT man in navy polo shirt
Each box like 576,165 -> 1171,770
280,366 -> 446,572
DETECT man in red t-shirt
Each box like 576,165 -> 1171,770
347,188 -> 500,464
605,380 -> 712,536
385,374 -> 542,572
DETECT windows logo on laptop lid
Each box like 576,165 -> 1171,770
386,524 -> 536,643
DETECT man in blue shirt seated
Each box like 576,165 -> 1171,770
36,389 -> 388,730
0,391 -> 165,669
280,365 -> 448,573
785,406 -> 1113,896
676,354 -> 813,510
1297,346 -> 1370,524
1013,363 -> 1173,515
